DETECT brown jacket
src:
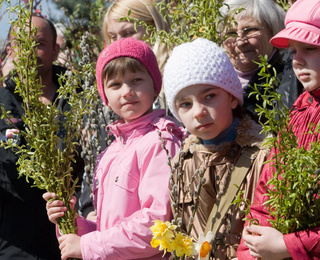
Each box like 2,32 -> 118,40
169,116 -> 269,259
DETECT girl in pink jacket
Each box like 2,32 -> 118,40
44,37 -> 184,260
238,0 -> 320,259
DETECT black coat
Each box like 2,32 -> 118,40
243,49 -> 304,124
0,65 -> 84,260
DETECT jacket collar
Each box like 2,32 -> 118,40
182,115 -> 264,154
310,88 -> 320,103
292,88 -> 320,111
108,109 -> 166,140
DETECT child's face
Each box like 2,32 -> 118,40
104,69 -> 155,123
175,84 -> 239,140
289,40 -> 320,92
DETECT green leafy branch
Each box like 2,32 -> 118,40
122,0 -> 228,48
233,188 -> 260,226
247,55 -> 320,234
0,0 -> 98,237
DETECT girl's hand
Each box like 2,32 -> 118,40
43,192 -> 66,224
242,225 -> 291,260
58,234 -> 82,260
42,192 -> 76,224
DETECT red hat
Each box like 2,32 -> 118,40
96,37 -> 162,106
271,0 -> 320,48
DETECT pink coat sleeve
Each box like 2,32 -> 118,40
80,136 -> 180,259
76,216 -> 97,235
237,162 -> 320,260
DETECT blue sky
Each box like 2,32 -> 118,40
0,0 -> 63,42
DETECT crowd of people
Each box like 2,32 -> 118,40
1,0 -> 320,259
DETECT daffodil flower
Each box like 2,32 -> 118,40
194,231 -> 214,259
150,220 -> 177,239
150,220 -> 177,254
171,232 -> 194,257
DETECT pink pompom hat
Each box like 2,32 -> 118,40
96,37 -> 162,106
271,0 -> 320,48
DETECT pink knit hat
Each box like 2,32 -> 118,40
271,0 -> 320,48
96,37 -> 162,106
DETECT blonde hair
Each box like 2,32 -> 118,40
102,0 -> 170,74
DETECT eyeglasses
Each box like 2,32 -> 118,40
223,26 -> 264,43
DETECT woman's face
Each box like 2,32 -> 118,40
222,16 -> 273,72
107,18 -> 147,43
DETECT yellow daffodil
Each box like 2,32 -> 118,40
151,236 -> 173,254
194,231 -> 214,259
171,232 -> 194,257
150,220 -> 176,254
150,220 -> 176,239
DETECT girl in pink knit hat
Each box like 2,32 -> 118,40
238,0 -> 320,259
43,37 -> 184,260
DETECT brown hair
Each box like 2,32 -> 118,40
102,56 -> 148,82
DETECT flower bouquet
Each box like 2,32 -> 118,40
150,220 -> 213,260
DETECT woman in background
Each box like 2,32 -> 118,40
219,0 -> 303,123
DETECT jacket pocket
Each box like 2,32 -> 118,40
114,166 -> 139,193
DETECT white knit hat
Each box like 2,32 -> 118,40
163,38 -> 243,121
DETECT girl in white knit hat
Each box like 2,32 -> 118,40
163,38 -> 269,259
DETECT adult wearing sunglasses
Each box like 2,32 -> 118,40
220,0 -> 303,123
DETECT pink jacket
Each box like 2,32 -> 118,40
76,109 -> 184,260
237,89 -> 320,259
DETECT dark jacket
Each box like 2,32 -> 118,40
243,49 -> 304,124
0,65 -> 84,260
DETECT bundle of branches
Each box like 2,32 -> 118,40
0,0 -> 96,235
251,55 -> 320,234
52,0 -> 117,195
